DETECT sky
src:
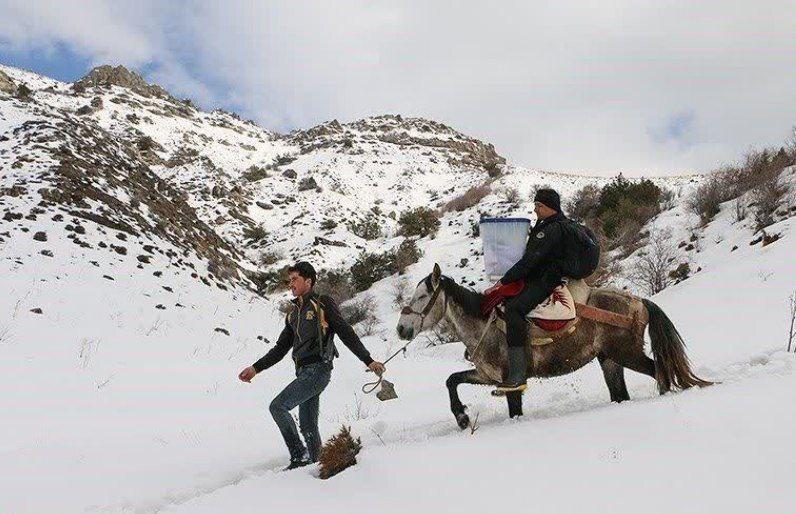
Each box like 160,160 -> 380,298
1,0 -> 794,176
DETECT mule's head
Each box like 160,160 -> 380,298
396,263 -> 447,340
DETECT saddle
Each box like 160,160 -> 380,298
481,279 -> 635,345
483,281 -> 578,327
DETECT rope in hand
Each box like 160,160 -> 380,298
361,340 -> 413,394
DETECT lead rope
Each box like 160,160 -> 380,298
362,284 -> 447,395
361,341 -> 413,394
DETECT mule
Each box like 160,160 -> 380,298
396,264 -> 711,429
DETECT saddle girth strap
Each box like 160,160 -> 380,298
574,302 -> 634,329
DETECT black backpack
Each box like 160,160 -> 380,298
560,220 -> 600,279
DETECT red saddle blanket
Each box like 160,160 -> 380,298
481,281 -> 571,332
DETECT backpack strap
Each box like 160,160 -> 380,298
308,297 -> 329,356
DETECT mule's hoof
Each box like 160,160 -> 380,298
455,412 -> 470,430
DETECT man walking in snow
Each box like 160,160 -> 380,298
483,188 -> 569,395
238,261 -> 386,470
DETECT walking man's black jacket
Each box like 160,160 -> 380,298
253,292 -> 374,372
500,212 -> 569,284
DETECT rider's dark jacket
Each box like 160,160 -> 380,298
253,291 -> 374,372
500,211 -> 569,284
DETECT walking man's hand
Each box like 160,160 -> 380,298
368,361 -> 386,376
238,366 -> 257,383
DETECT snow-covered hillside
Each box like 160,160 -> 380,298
0,63 -> 701,281
1,63 -> 794,514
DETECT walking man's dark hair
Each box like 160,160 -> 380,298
288,261 -> 317,287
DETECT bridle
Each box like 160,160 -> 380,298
400,279 -> 448,329
362,278 -> 447,398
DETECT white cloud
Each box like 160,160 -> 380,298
1,0 -> 795,176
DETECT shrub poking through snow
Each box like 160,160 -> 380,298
567,177 -> 662,251
243,225 -> 268,243
397,206 -> 440,237
392,238 -> 422,273
350,240 -> 423,291
315,268 -> 356,303
347,212 -> 382,240
318,425 -> 362,479
350,251 -> 394,291
442,183 -> 491,212
669,262 -> 691,284
340,294 -> 376,326
242,165 -> 269,182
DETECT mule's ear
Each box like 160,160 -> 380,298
432,263 -> 441,285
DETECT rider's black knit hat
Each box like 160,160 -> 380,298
534,188 -> 561,212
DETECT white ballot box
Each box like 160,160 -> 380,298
480,217 -> 531,281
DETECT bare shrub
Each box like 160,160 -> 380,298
442,183 -> 492,212
320,219 -> 338,231
243,225 -> 269,243
242,165 -> 269,182
733,199 -> 747,223
397,207 -> 440,237
78,338 -> 100,370
611,218 -> 645,255
350,252 -> 394,291
340,294 -> 376,326
502,187 -> 521,206
566,184 -> 601,222
390,276 -> 411,308
315,268 -> 356,303
248,265 -> 290,293
318,426 -> 362,479
347,213 -> 382,240
357,314 -> 380,337
258,249 -> 283,267
751,167 -> 788,231
668,262 -> 691,284
659,188 -> 676,211
688,166 -> 744,224
627,228 -> 677,295
392,238 -> 422,274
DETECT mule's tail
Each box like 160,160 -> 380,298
642,298 -> 713,393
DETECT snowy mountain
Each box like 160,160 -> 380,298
0,63 -> 703,288
1,63 -> 794,514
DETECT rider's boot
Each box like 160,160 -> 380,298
493,346 -> 528,396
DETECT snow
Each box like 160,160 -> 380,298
1,63 -> 794,513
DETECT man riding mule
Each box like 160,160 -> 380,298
483,188 -> 586,395
397,264 -> 711,428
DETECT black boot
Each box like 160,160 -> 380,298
283,450 -> 311,471
493,346 -> 528,396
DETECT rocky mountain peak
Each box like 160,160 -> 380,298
74,64 -> 169,99
0,69 -> 15,95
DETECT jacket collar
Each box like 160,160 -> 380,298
291,290 -> 316,307
536,211 -> 566,227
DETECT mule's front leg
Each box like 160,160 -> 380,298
506,391 -> 523,418
446,369 -> 486,430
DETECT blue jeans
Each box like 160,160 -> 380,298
269,362 -> 332,461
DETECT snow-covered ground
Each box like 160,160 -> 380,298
1,63 -> 794,513
2,187 -> 794,513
